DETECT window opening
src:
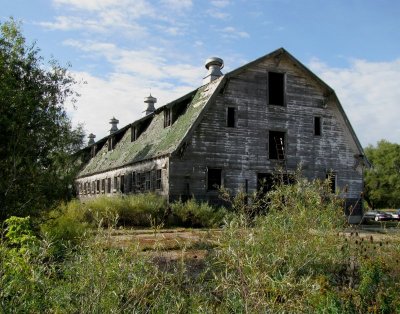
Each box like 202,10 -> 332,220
208,168 -> 222,191
96,180 -> 100,193
107,178 -> 111,193
314,117 -> 321,136
114,177 -> 118,192
227,107 -> 235,128
101,179 -> 105,193
156,169 -> 162,190
120,175 -> 125,193
268,72 -> 285,106
164,108 -> 172,128
269,131 -> 285,160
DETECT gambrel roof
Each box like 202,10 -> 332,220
77,77 -> 224,178
77,48 -> 368,178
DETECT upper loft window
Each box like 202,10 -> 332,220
314,117 -> 321,136
207,168 -> 222,191
227,107 -> 236,128
268,72 -> 285,106
164,108 -> 172,128
269,131 -> 285,160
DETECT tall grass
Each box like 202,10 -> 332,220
1,177 -> 400,312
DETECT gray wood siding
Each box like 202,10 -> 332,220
169,54 -> 363,201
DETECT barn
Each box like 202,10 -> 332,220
75,48 -> 368,222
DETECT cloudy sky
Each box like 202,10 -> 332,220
2,0 -> 399,146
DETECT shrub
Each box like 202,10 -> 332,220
4,216 -> 37,251
170,198 -> 228,228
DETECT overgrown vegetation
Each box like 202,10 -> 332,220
0,18 -> 85,220
1,177 -> 399,313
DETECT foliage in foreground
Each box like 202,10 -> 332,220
0,18 -> 85,220
1,178 -> 400,313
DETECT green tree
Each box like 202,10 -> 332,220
364,140 -> 400,209
0,19 -> 84,220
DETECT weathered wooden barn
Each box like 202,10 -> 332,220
75,48 -> 368,221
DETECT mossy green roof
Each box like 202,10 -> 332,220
77,77 -> 223,178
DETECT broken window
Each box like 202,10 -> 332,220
269,131 -> 285,160
156,169 -> 162,190
120,175 -> 125,193
314,117 -> 321,136
208,168 -> 222,191
164,108 -> 172,128
268,72 -> 285,106
326,172 -> 337,193
227,107 -> 236,128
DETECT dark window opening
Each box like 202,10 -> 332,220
107,178 -> 111,193
269,131 -> 285,160
227,107 -> 235,128
101,179 -> 105,193
268,72 -> 285,106
92,182 -> 95,194
125,172 -> 132,193
208,168 -> 222,191
145,172 -> 151,191
164,108 -> 172,128
156,169 -> 162,190
326,172 -> 337,193
120,175 -> 125,193
96,180 -> 100,193
131,172 -> 136,193
140,173 -> 146,191
131,126 -> 138,142
314,117 -> 321,136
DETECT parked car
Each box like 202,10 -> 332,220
362,210 -> 393,222
388,209 -> 400,221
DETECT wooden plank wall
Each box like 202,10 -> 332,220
169,54 -> 363,205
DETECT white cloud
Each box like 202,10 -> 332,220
309,58 -> 400,146
68,71 -> 196,142
207,9 -> 230,20
160,0 -> 192,11
210,0 -> 230,7
220,26 -> 250,39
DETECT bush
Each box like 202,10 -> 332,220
170,198 -> 228,228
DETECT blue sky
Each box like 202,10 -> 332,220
2,0 -> 400,146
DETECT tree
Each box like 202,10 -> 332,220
364,140 -> 400,209
0,19 -> 85,220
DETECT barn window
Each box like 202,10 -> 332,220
96,180 -> 100,193
107,178 -> 111,193
269,131 -> 285,160
92,181 -> 95,194
145,172 -> 151,191
108,137 -> 115,151
131,126 -> 138,142
268,72 -> 285,106
132,171 -> 136,193
101,179 -> 105,193
156,169 -> 162,190
120,175 -> 125,193
326,172 -> 337,193
208,168 -> 222,191
314,117 -> 321,136
114,177 -> 118,192
227,107 -> 236,128
164,108 -> 172,128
